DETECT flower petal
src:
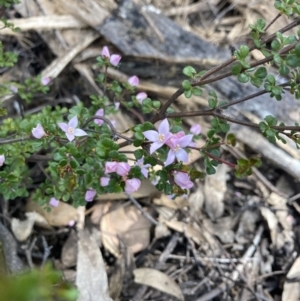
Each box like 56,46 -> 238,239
150,141 -> 164,154
128,75 -> 139,86
49,197 -> 59,207
66,133 -> 75,141
110,54 -> 121,66
32,124 -> 46,139
165,150 -> 175,166
0,155 -> 5,166
58,122 -> 68,132
143,130 -> 158,142
74,129 -> 88,137
158,119 -> 170,135
176,149 -> 188,163
190,124 -> 202,135
100,177 -> 110,186
101,46 -> 110,58
68,116 -> 78,129
125,178 -> 141,194
178,134 -> 193,147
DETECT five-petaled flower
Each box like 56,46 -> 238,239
101,46 -> 122,66
143,119 -> 172,154
128,75 -> 139,87
58,116 -> 87,142
32,123 -> 46,139
94,109 -> 104,126
165,132 -> 193,166
125,178 -> 141,194
174,172 -> 193,190
49,197 -> 59,207
85,189 -> 96,202
135,157 -> 151,178
0,155 -> 5,166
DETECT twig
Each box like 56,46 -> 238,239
195,225 -> 264,301
126,193 -> 158,225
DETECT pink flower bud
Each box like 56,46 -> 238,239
105,162 -> 118,173
94,109 -> 104,126
128,75 -> 139,87
190,124 -> 202,135
136,92 -> 147,104
110,54 -> 121,66
85,189 -> 96,202
101,46 -> 110,58
32,123 -> 46,139
125,178 -> 141,194
116,162 -> 130,176
49,197 -> 59,207
174,172 -> 193,189
41,77 -> 51,86
114,102 -> 120,110
100,177 -> 110,186
0,155 -> 5,166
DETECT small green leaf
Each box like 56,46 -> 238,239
208,98 -> 217,109
184,89 -> 192,98
231,62 -> 243,75
134,149 -> 144,160
271,39 -> 281,51
238,73 -> 249,83
265,115 -> 277,126
254,66 -> 267,79
182,80 -> 191,90
191,87 -> 203,96
286,54 -> 300,67
183,66 -> 197,78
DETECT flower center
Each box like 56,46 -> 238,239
67,127 -> 74,134
173,144 -> 181,153
157,134 -> 165,142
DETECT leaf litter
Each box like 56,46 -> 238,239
0,0 -> 300,300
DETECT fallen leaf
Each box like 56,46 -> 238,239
61,230 -> 78,268
11,212 -> 49,241
204,164 -> 228,221
101,204 -> 153,257
282,256 -> 300,301
133,268 -> 184,301
26,199 -> 78,227
76,230 -> 112,301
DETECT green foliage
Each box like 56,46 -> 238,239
0,264 -> 78,301
235,157 -> 261,177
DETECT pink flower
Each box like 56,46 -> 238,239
85,189 -> 96,202
41,77 -> 51,86
136,92 -> 147,104
32,123 -> 46,139
190,124 -> 202,135
49,197 -> 59,207
58,116 -> 88,142
143,119 -> 173,154
101,46 -> 121,66
165,133 -> 193,166
105,162 -> 118,173
115,102 -> 120,110
125,178 -> 141,194
116,162 -> 130,176
68,220 -> 75,227
100,177 -> 110,186
174,172 -> 193,189
101,46 -> 110,58
0,155 -> 5,166
128,75 -> 139,87
135,157 -> 151,178
94,109 -> 104,126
